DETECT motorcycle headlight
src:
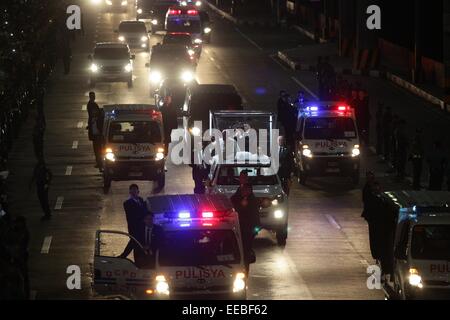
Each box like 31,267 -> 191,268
181,70 -> 194,82
352,145 -> 360,157
187,49 -> 195,56
190,126 -> 201,136
204,27 -> 211,34
151,19 -> 158,25
232,273 -> 246,293
193,38 -> 202,44
124,63 -> 132,72
118,35 -> 125,42
90,63 -> 99,73
302,145 -> 312,158
141,35 -> 148,42
195,1 -> 202,6
274,210 -> 284,219
150,71 -> 162,83
155,275 -> 170,295
137,8 -> 142,14
180,1 -> 188,6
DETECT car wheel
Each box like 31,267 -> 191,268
276,227 -> 288,247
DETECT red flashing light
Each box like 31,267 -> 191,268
168,9 -> 182,15
202,222 -> 213,227
187,9 -> 198,15
202,211 -> 214,218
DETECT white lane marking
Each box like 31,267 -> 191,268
209,56 -> 215,62
82,105 -> 87,111
72,141 -> 79,149
65,166 -> 73,176
41,236 -> 52,254
281,251 -> 313,299
77,121 -> 84,128
30,290 -> 37,300
234,27 -> 263,51
269,54 -> 290,71
325,214 -> 342,230
55,197 -> 64,210
291,76 -> 319,100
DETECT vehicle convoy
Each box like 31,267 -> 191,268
88,42 -> 135,88
178,0 -> 203,7
182,84 -> 243,139
147,43 -> 196,88
115,20 -> 150,51
294,102 -> 361,185
136,0 -> 179,33
165,5 -> 203,44
101,104 -> 166,193
373,191 -> 450,300
93,194 -> 248,300
205,110 -> 288,246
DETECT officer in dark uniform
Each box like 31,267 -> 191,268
29,159 -> 53,221
409,129 -> 424,190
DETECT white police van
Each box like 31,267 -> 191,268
375,191 -> 450,300
102,105 -> 165,193
165,5 -> 203,45
294,102 -> 361,185
92,194 -> 247,300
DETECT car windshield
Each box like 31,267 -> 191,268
217,166 -> 278,185
119,23 -> 147,33
94,47 -> 129,60
411,225 -> 450,260
108,121 -> 162,143
304,117 -> 357,140
158,230 -> 241,266
167,19 -> 201,33
163,35 -> 192,46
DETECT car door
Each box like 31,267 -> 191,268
93,230 -> 154,299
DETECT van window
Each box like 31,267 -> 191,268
304,117 -> 356,140
108,121 -> 162,143
158,230 -> 241,266
411,225 -> 450,260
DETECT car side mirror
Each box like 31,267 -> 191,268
131,54 -> 136,60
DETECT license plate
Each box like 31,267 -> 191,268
326,168 -> 340,173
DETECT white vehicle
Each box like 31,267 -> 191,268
101,104 -> 165,193
115,20 -> 150,51
376,191 -> 450,300
93,194 -> 247,300
179,0 -> 202,7
88,42 -> 135,88
294,102 -> 361,185
165,6 -> 203,44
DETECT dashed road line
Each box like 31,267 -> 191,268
234,27 -> 263,51
325,214 -> 342,230
72,141 -> 79,149
65,166 -> 73,176
55,197 -> 64,210
41,236 -> 52,254
269,54 -> 290,72
291,76 -> 319,100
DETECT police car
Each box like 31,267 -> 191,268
101,105 -> 165,193
375,191 -> 450,300
165,6 -> 203,45
294,102 -> 361,185
92,194 -> 247,300
88,42 -> 135,88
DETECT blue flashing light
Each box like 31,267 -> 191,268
178,211 -> 191,219
413,205 -> 417,212
308,106 -> 319,111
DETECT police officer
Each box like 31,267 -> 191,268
29,159 -> 53,221
278,136 -> 294,195
427,141 -> 448,191
86,92 -> 100,123
89,108 -> 104,170
375,102 -> 384,155
409,129 -> 424,190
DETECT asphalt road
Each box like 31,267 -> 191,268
8,1 -> 439,300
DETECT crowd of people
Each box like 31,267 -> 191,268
0,0 -> 78,299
